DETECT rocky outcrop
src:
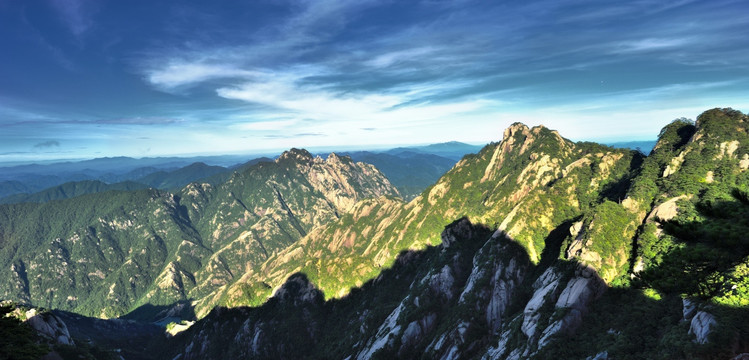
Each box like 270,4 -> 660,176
682,298 -> 698,321
24,308 -> 74,346
521,267 -> 562,339
539,266 -> 606,345
689,311 -> 717,344
357,302 -> 406,360
271,273 -> 324,307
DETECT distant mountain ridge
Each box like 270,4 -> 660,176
385,141 -> 484,160
0,150 -> 399,320
0,180 -> 148,204
0,143 -> 479,201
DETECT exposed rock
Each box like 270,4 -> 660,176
740,154 -> 749,171
429,265 -> 455,301
271,273 -> 323,307
441,218 -> 474,249
277,148 -> 313,163
425,321 -> 470,360
586,350 -> 609,360
485,260 -> 521,334
682,298 -> 697,321
555,276 -> 603,311
569,221 -> 583,238
399,313 -> 437,355
521,267 -> 562,339
537,265 -> 606,349
663,150 -> 689,177
705,170 -> 714,183
689,311 -> 717,344
357,303 -> 405,360
717,140 -> 740,160
25,309 -> 74,345
646,195 -> 690,223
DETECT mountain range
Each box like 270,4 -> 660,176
1,108 -> 747,359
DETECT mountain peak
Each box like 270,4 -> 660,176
325,152 -> 354,165
502,122 -> 531,141
277,148 -> 313,163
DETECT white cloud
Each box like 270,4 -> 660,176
233,119 -> 298,131
146,62 -> 262,90
366,47 -> 437,68
612,38 -> 690,54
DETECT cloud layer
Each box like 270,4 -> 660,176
0,0 -> 748,162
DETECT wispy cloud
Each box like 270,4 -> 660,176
611,38 -> 691,54
33,140 -> 60,148
48,0 -> 96,38
146,63 -> 263,90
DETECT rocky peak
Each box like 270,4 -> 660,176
325,152 -> 356,166
440,217 -> 475,249
695,107 -> 748,131
271,273 -> 324,307
502,122 -> 531,142
277,148 -> 314,163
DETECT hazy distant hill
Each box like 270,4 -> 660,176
342,151 -> 457,200
385,141 -> 484,160
0,180 -> 148,204
0,154 -> 270,199
606,140 -> 658,154
134,162 -> 228,190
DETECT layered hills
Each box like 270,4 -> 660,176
2,108 -> 748,359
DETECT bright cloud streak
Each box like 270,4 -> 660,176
0,0 -> 748,162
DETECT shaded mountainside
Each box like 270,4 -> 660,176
169,108 -> 749,360
0,149 -> 398,320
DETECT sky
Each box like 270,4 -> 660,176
1,0 -> 748,163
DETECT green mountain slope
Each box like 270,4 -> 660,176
169,108 -> 749,360
0,150 -> 398,320
224,123 -> 640,305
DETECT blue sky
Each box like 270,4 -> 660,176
1,0 -> 748,163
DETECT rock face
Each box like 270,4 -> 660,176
24,309 -> 74,346
689,311 -> 717,344
683,298 -> 698,321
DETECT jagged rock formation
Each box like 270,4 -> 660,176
165,108 -> 749,360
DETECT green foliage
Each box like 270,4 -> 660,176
0,304 -> 49,360
538,288 -> 696,360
